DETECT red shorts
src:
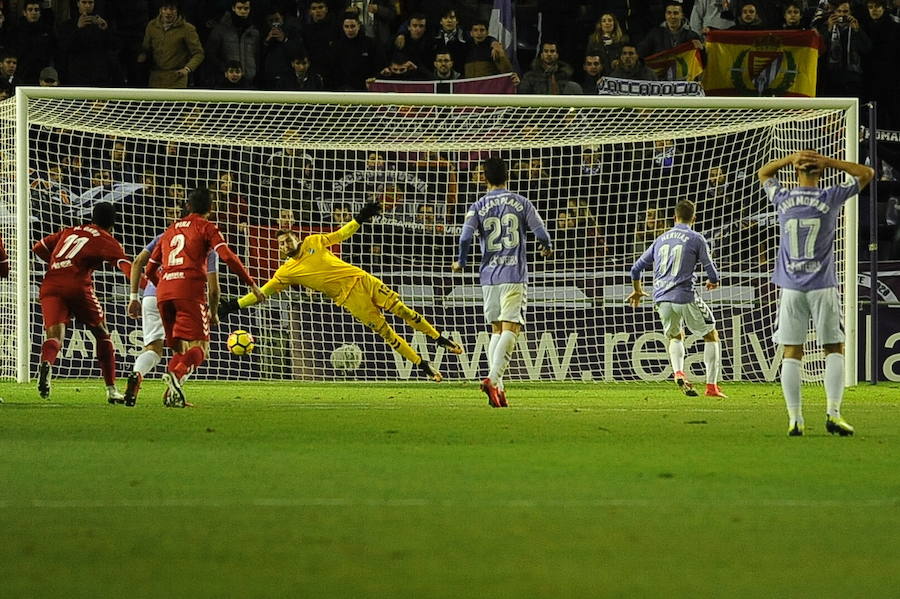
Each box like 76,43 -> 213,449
157,298 -> 210,346
40,287 -> 104,329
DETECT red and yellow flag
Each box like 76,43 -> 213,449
644,42 -> 704,82
704,30 -> 822,97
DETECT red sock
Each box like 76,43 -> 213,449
41,339 -> 61,364
96,337 -> 116,386
169,347 -> 205,380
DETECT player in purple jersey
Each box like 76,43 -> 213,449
758,150 -> 874,437
452,157 -> 553,407
628,200 -> 727,398
123,204 -> 220,407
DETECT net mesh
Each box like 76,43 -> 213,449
5,95 -> 851,383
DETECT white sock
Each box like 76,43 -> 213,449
781,358 -> 803,425
668,338 -> 685,373
824,353 -> 845,418
704,341 -> 720,385
487,333 -> 500,380
489,331 -> 517,385
133,350 -> 161,376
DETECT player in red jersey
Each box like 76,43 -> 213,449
144,187 -> 264,407
32,202 -> 132,402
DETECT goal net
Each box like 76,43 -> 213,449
4,90 -> 858,385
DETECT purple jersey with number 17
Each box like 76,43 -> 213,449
630,223 -> 719,304
763,177 -> 859,291
458,188 -> 551,285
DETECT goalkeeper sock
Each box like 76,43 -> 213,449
703,341 -> 721,385
781,358 -> 803,425
489,331 -> 517,384
389,299 -> 440,338
41,338 -> 61,364
668,338 -> 685,374
96,336 -> 116,386
373,320 -> 420,364
134,349 -> 161,376
824,352 -> 844,418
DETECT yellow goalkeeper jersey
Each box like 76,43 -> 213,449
253,221 -> 367,307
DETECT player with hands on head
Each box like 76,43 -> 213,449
33,202 -> 132,403
144,187 -> 264,407
628,199 -> 727,398
758,149 -> 874,436
452,156 -> 553,407
218,199 -> 462,381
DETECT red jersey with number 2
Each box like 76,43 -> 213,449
37,224 -> 129,296
150,214 -> 227,302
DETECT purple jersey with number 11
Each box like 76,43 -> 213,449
630,223 -> 719,304
458,188 -> 551,285
763,177 -> 859,291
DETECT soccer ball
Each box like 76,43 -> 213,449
227,330 -> 255,355
330,344 -> 363,371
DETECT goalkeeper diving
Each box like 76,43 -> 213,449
218,200 -> 462,380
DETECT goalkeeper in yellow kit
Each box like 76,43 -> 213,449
218,200 -> 462,381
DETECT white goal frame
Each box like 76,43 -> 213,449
9,87 -> 859,385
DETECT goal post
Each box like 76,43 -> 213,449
4,87 -> 859,385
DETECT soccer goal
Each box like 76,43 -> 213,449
1,88 -> 859,385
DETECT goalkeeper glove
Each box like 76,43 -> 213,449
355,200 -> 382,224
218,297 -> 244,320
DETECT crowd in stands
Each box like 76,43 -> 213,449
0,1 -> 897,123
7,0 -> 900,263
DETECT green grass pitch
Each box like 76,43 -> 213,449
1,379 -> 899,598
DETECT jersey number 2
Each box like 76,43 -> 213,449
167,234 -> 186,266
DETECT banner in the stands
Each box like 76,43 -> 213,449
596,77 -> 705,96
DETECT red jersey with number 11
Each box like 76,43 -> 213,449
35,224 -> 129,295
149,214 -> 228,302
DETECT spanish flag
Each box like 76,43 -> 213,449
644,42 -> 704,82
704,30 -> 822,97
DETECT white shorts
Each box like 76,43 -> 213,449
655,296 -> 716,338
482,283 -> 527,325
773,287 -> 844,346
142,295 -> 164,346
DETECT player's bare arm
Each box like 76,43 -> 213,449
821,156 -> 875,189
127,249 -> 151,320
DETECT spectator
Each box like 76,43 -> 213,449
277,50 -> 324,90
781,2 -> 807,29
819,1 -> 871,99
0,82 -> 12,100
393,13 -> 432,78
39,66 -> 59,86
580,54 -> 604,94
731,1 -> 768,29
301,0 -> 338,82
637,2 -> 701,58
519,41 -> 581,94
11,1 -> 56,84
585,13 -> 628,72
106,0 -> 151,86
216,59 -> 251,89
139,1 -> 205,88
259,8 -> 303,89
432,8 -> 469,70
463,19 -> 517,82
432,51 -> 461,80
609,44 -> 659,80
0,50 -> 21,89
377,52 -> 428,81
56,0 -> 120,87
862,0 -> 900,130
345,0 -> 396,48
204,0 -> 261,87
690,0 -> 736,38
331,11 -> 383,91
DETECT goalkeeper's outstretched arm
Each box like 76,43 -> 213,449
219,278 -> 286,318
